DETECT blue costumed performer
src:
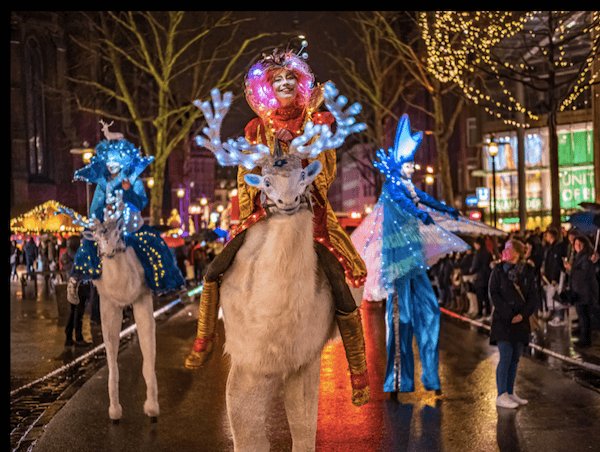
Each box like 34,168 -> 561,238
66,123 -> 185,301
351,114 -> 471,394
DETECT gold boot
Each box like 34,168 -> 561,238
184,279 -> 219,369
336,308 -> 370,406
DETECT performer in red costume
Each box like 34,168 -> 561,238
184,47 -> 370,406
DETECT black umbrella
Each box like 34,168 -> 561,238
567,210 -> 600,235
191,229 -> 219,242
579,202 -> 600,211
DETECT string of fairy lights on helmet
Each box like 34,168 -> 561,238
419,11 -> 600,127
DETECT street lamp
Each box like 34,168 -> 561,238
70,142 -> 95,216
487,136 -> 500,228
177,187 -> 185,231
189,203 -> 201,232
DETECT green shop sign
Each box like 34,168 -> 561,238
494,197 -> 543,212
560,166 -> 595,209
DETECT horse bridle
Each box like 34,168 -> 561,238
99,244 -> 127,259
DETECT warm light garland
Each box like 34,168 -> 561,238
10,200 -> 85,234
420,11 -> 600,127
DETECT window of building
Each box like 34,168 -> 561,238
466,117 -> 478,148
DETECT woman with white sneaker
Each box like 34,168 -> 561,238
489,239 -> 540,409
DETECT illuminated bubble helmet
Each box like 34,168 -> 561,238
244,43 -> 313,115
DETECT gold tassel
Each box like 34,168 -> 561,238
184,279 -> 219,369
336,308 -> 370,406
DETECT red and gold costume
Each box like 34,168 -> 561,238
234,85 -> 367,287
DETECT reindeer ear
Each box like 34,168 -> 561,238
244,174 -> 263,188
115,216 -> 125,232
82,230 -> 95,241
303,161 -> 322,185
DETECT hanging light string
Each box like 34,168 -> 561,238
419,11 -> 600,128
559,11 -> 600,111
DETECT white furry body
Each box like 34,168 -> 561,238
93,247 -> 159,422
220,209 -> 335,451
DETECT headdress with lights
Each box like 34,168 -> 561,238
244,43 -> 314,115
373,114 -> 423,178
74,133 -> 154,187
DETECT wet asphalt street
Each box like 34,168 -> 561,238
10,270 -> 600,451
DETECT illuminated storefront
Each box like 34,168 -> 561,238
481,122 -> 594,231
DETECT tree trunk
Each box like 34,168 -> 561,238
431,89 -> 457,205
435,135 -> 454,204
516,81 -> 527,232
548,108 -> 561,228
149,159 -> 166,226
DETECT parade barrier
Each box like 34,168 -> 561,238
440,307 -> 600,375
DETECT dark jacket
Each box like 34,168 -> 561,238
542,240 -> 567,284
570,250 -> 599,306
469,247 -> 492,289
489,261 -> 540,345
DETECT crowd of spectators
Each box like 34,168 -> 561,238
430,226 -> 600,348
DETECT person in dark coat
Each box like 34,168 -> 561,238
489,239 -> 539,409
564,235 -> 599,347
541,227 -> 568,324
468,236 -> 493,318
23,237 -> 38,279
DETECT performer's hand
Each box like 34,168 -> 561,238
275,128 -> 294,144
447,207 -> 459,220
511,314 -> 523,324
122,178 -> 131,190
419,212 -> 435,225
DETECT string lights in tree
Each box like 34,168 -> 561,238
559,11 -> 600,111
419,11 -> 600,127
419,11 -> 536,128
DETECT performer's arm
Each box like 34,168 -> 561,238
122,178 -> 148,212
90,185 -> 105,221
312,111 -> 336,194
387,183 -> 434,224
415,187 -> 459,218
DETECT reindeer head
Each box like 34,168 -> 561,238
57,193 -> 127,259
245,150 -> 322,215
193,82 -> 366,215
83,215 -> 126,259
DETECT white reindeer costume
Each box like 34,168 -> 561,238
186,81 -> 369,450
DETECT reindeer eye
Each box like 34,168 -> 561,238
264,179 -> 271,188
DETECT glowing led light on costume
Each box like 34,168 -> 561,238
194,82 -> 365,170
